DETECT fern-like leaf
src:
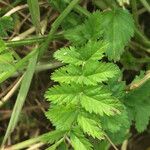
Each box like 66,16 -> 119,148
46,105 -> 78,130
77,114 -> 103,139
64,11 -> 103,45
54,41 -> 107,65
70,131 -> 93,150
81,95 -> 121,116
52,62 -> 119,85
65,9 -> 134,61
42,130 -> 66,144
45,84 -> 82,105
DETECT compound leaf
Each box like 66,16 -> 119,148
52,62 -> 119,85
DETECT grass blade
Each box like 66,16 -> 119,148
2,50 -> 39,146
27,0 -> 41,33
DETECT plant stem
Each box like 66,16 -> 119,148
131,0 -> 139,28
11,61 -> 63,77
129,71 -> 150,90
3,133 -> 49,150
74,4 -> 90,16
5,33 -> 63,47
140,0 -> 150,13
134,28 -> 150,48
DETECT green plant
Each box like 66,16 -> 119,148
2,0 -> 150,149
44,9 -> 134,149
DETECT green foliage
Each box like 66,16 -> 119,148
70,128 -> 93,150
0,39 -> 15,74
52,61 -> 119,85
64,11 -> 103,45
1,0 -> 150,149
65,9 -> 134,60
125,79 -> 150,132
44,8 -> 129,148
41,130 -> 67,144
42,4 -> 139,148
101,8 -> 134,60
0,16 -> 14,37
0,20 -> 15,78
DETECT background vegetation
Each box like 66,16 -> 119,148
0,0 -> 150,150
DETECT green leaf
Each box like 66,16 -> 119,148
108,73 -> 126,99
77,114 -> 103,139
0,39 -> 15,73
106,127 -> 130,144
46,105 -> 78,130
54,41 -> 107,65
64,25 -> 86,45
80,94 -> 121,116
57,142 -> 68,150
54,46 -> 82,65
52,61 -> 119,85
46,138 -> 64,150
0,16 -> 14,37
41,130 -> 66,144
64,11 -> 103,45
45,84 -> 82,105
65,8 -> 134,60
125,79 -> 150,132
45,84 -> 110,105
101,109 -> 130,133
45,84 -> 121,116
135,104 -> 150,132
0,39 -> 7,52
70,132 -> 93,150
101,8 -> 134,60
92,140 -> 110,150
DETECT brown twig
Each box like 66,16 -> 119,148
0,76 -> 23,107
128,71 -> 150,90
